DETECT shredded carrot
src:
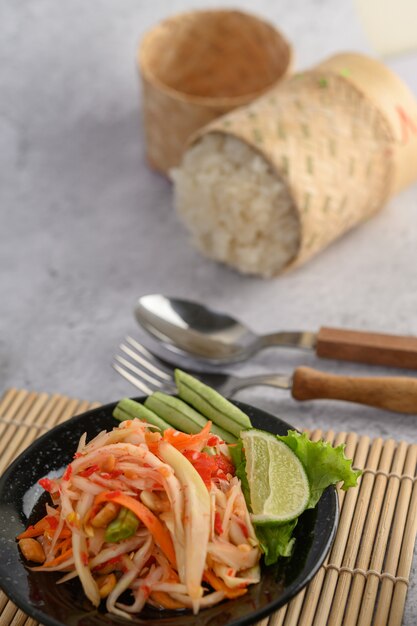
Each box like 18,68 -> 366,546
151,590 -> 186,609
162,421 -> 212,451
17,516 -> 51,539
203,569 -> 248,599
95,492 -> 176,567
42,548 -> 73,567
57,537 -> 71,554
58,527 -> 72,539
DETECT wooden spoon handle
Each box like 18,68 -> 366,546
292,366 -> 417,413
316,326 -> 417,369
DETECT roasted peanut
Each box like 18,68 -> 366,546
91,502 -> 120,528
101,455 -> 116,473
96,573 -> 117,598
140,490 -> 169,512
124,469 -> 138,480
18,538 -> 46,563
237,543 -> 252,553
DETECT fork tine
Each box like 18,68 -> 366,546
114,355 -> 172,390
120,343 -> 170,383
112,362 -> 155,395
124,337 -> 174,381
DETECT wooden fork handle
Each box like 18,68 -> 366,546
316,327 -> 417,369
292,366 -> 417,413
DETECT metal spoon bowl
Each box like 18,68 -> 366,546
134,294 -> 315,363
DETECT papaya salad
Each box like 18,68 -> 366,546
17,370 -> 360,617
17,418 -> 261,617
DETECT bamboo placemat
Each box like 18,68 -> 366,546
0,388 -> 416,626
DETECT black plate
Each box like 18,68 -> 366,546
0,400 -> 338,626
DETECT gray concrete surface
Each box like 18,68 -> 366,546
1,0 -> 417,622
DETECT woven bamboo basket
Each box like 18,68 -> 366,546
187,52 -> 417,272
138,9 -> 292,173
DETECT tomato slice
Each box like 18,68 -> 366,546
182,450 -> 217,487
214,453 -> 235,477
182,450 -> 235,488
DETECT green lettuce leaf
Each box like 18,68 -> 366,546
229,440 -> 251,505
254,520 -> 297,564
277,430 -> 361,508
230,429 -> 361,565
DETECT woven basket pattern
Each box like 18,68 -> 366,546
139,9 -> 292,173
197,68 -> 394,269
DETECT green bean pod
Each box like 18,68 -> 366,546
175,369 -> 252,436
145,392 -> 236,443
113,398 -> 171,431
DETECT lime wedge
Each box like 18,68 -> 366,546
241,429 -> 310,524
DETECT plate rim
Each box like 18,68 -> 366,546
0,398 -> 339,626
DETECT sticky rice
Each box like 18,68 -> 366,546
172,133 -> 299,277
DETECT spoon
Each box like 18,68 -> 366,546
134,295 -> 417,369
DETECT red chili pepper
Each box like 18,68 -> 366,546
38,478 -> 54,493
46,515 -> 59,529
62,465 -> 73,481
214,512 -> 223,535
92,563 -> 105,572
79,464 -> 100,477
73,452 -> 82,459
100,470 -> 123,480
107,556 -> 122,565
237,519 -> 249,538
92,556 -> 122,572
207,435 -> 220,446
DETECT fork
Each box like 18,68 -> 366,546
113,337 -> 417,414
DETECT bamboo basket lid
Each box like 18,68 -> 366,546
190,52 -> 417,271
317,53 -> 417,194
138,9 -> 292,173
